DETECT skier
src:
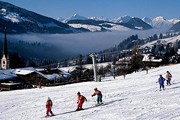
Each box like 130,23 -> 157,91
46,97 -> 54,117
166,71 -> 172,85
158,74 -> 165,91
76,92 -> 87,111
92,88 -> 103,105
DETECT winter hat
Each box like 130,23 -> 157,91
94,88 -> 97,90
77,92 -> 80,95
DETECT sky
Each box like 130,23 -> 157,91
1,0 -> 180,19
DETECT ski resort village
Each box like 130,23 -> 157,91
0,0 -> 180,120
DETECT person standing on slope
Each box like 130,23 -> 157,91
76,92 -> 87,111
46,97 -> 54,117
158,75 -> 165,91
166,71 -> 172,85
92,88 -> 103,104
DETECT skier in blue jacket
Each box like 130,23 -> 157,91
158,74 -> 165,91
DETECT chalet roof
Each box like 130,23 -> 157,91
15,67 -> 35,75
1,82 -> 21,85
0,69 -> 17,81
177,49 -> 180,55
14,67 -> 49,80
142,54 -> 162,62
45,74 -> 59,81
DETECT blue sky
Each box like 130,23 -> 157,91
2,0 -> 180,19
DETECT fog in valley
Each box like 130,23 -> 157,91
0,28 -> 168,60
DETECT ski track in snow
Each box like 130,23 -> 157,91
1,64 -> 180,120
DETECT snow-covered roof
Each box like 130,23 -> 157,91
177,49 -> 180,55
142,54 -> 162,62
14,67 -> 36,75
45,74 -> 59,81
1,82 -> 21,85
0,69 -> 17,81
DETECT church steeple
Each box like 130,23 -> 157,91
1,28 -> 10,69
3,28 -> 8,57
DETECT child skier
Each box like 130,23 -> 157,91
92,88 -> 103,104
46,97 -> 54,117
158,75 -> 165,91
76,92 -> 87,111
166,71 -> 172,85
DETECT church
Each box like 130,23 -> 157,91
1,28 -> 10,69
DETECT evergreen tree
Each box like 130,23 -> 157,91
153,34 -> 158,40
130,46 -> 143,72
159,33 -> 163,39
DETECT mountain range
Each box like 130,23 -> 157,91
0,1 -> 179,34
62,14 -> 180,32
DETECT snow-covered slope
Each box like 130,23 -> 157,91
69,22 -> 130,32
0,1 -> 87,34
141,35 -> 180,48
1,63 -> 180,120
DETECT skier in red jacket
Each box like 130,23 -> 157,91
46,97 -> 54,117
76,92 -> 87,111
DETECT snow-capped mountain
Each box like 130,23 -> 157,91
0,1 -> 88,34
151,16 -> 172,28
168,18 -> 180,24
124,17 -> 152,30
142,17 -> 152,25
63,14 -> 88,23
111,15 -> 131,23
88,16 -> 109,21
66,15 -> 152,32
142,16 -> 180,30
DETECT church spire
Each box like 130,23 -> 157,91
3,28 -> 8,57
1,27 -> 10,69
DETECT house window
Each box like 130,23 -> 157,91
3,61 -> 5,64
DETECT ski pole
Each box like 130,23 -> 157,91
92,96 -> 96,103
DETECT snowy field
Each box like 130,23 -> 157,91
1,64 -> 180,120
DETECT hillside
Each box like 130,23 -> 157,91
1,64 -> 180,120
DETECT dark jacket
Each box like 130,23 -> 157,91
158,76 -> 165,85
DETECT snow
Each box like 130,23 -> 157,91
151,16 -> 173,28
111,15 -> 131,23
142,54 -> 162,62
0,8 -> 32,23
141,35 -> 180,49
63,14 -> 88,23
168,19 -> 180,24
1,63 -> 180,120
15,67 -> 35,75
88,16 -> 109,21
69,23 -> 130,32
60,62 -> 112,72
134,26 -> 143,30
0,70 -> 17,81
69,24 -> 102,32
101,23 -> 130,31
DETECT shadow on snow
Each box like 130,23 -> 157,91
55,98 -> 128,116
